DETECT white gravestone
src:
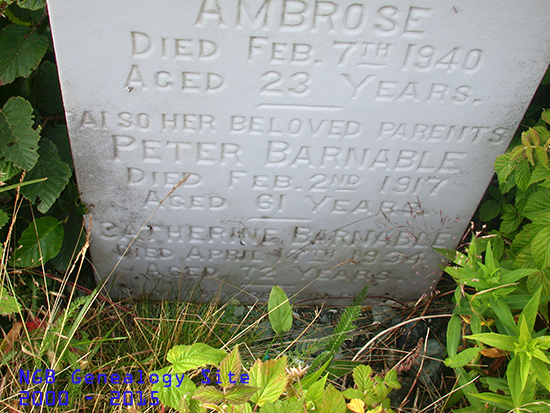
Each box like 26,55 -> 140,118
47,0 -> 550,303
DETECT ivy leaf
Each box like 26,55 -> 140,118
0,25 -> 48,85
12,216 -> 63,267
17,0 -> 46,10
0,96 -> 40,170
268,286 -> 292,334
249,357 -> 288,407
167,343 -> 226,373
20,139 -> 71,213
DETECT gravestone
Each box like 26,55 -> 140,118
46,0 -> 550,304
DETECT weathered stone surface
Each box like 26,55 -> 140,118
47,0 -> 550,303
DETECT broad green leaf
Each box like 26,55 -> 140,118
524,188 -> 550,220
319,384 -> 346,413
305,375 -> 327,406
446,315 -> 462,357
342,389 -> 363,400
12,216 -> 63,267
300,358 -> 330,389
530,164 -> 550,185
17,0 -> 46,11
260,398 -> 305,413
249,357 -> 288,406
151,368 -> 196,411
353,365 -> 373,392
268,285 -> 292,334
444,347 -> 482,368
0,289 -> 20,315
42,125 -> 73,169
167,343 -> 226,373
33,61 -> 64,115
534,336 -> 550,351
464,333 -> 516,352
384,369 -> 400,389
0,25 -> 48,85
532,358 -> 550,392
515,158 -> 531,190
494,153 -> 514,183
499,204 -> 522,234
0,96 -> 40,170
224,385 -> 259,405
500,268 -> 538,285
531,226 -> 550,268
218,345 -> 242,388
0,158 -> 21,180
433,248 -> 469,266
193,386 -> 225,404
20,139 -> 71,213
479,200 -> 501,221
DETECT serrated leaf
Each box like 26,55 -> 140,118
0,25 -> 48,85
527,269 -> 550,296
218,345 -> 242,388
0,158 -> 22,181
33,61 -> 64,115
0,96 -> 40,170
533,147 -> 549,167
479,200 -> 501,221
531,226 -> 550,268
20,139 -> 71,213
342,389 -> 363,400
515,159 -> 531,190
249,357 -> 288,407
268,285 -> 292,334
346,399 -> 365,413
494,153 -> 514,183
42,125 -> 73,169
12,216 -> 63,267
524,188 -> 550,220
499,204 -> 522,234
542,109 -> 550,125
17,0 -> 46,10
353,365 -> 373,392
530,164 -> 550,186
151,367 -> 196,411
444,347 -> 482,368
167,343 -> 226,373
0,290 -> 20,316
193,386 -> 225,405
225,385 -> 259,405
319,384 -> 346,413
384,369 -> 400,389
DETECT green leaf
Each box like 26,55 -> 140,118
531,226 -> 550,268
353,365 -> 373,392
151,368 -> 196,411
479,200 -> 501,221
319,384 -> 346,413
218,345 -> 242,388
0,158 -> 22,181
0,25 -> 48,85
507,356 -> 523,407
490,299 -> 517,336
193,386 -> 225,405
0,96 -> 40,170
268,286 -> 292,334
444,347 -> 482,368
464,333 -> 516,352
532,358 -> 550,393
167,343 -> 226,373
472,392 -> 514,410
305,375 -> 327,406
12,216 -> 63,267
519,286 -> 541,334
0,210 -> 9,231
224,385 -> 259,405
433,248 -> 469,266
446,314 -> 462,357
17,0 -> 46,11
20,139 -> 71,213
515,158 -> 531,191
33,61 -> 64,115
42,125 -> 73,169
524,188 -> 550,220
384,369 -> 400,389
499,204 -> 522,234
0,289 -> 20,316
50,213 -> 86,272
300,358 -> 331,389
249,357 -> 288,407
494,153 -> 514,183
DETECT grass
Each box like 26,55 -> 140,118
0,195 -> 460,412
